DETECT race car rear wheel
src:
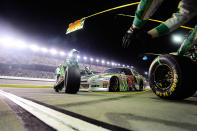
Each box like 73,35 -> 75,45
149,54 -> 197,100
139,80 -> 144,91
64,65 -> 81,94
109,76 -> 120,92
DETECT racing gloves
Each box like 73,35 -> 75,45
122,27 -> 152,48
122,27 -> 138,48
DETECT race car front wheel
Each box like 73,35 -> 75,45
149,54 -> 197,100
109,76 -> 120,92
64,65 -> 81,94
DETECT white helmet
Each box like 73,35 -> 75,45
70,49 -> 79,55
85,66 -> 90,71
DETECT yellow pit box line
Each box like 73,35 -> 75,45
0,84 -> 53,88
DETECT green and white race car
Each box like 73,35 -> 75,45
83,67 -> 146,92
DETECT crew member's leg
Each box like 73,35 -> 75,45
177,25 -> 197,56
56,74 -> 60,82
148,0 -> 197,38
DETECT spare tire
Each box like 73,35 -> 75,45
64,65 -> 81,94
149,54 -> 197,100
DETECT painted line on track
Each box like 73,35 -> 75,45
0,84 -> 151,95
0,90 -> 109,131
80,85 -> 152,95
0,84 -> 53,88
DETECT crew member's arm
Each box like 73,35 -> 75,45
133,0 -> 164,28
75,61 -> 82,72
177,25 -> 197,55
148,0 -> 197,38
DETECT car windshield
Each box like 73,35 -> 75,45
104,68 -> 122,74
104,68 -> 132,75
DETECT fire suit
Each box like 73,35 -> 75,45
55,66 -> 61,83
177,25 -> 197,56
64,57 -> 80,72
133,0 -> 197,55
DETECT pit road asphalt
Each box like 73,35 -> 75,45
0,87 -> 197,131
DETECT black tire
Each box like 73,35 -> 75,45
149,54 -> 197,100
109,76 -> 120,92
139,80 -> 144,91
64,65 -> 81,94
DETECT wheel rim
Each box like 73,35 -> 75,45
153,64 -> 174,90
110,78 -> 119,91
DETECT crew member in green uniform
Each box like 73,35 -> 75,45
122,0 -> 197,56
54,49 -> 80,92
84,66 -> 94,75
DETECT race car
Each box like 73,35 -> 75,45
80,71 -> 96,89
85,67 -> 146,92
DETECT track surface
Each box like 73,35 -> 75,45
1,87 -> 197,131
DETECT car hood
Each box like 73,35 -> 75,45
81,74 -> 94,81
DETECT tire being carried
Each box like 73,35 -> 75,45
64,65 -> 81,94
149,54 -> 197,100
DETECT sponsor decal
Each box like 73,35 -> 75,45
103,81 -> 109,88
156,73 -> 178,97
103,78 -> 110,80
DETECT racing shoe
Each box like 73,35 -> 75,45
54,85 -> 59,92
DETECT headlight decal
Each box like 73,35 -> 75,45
103,81 -> 109,88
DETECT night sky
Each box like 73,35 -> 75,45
0,0 -> 196,73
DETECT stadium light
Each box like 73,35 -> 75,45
131,66 -> 134,68
122,65 -> 125,67
90,58 -> 94,62
30,44 -> 39,52
0,37 -> 15,47
83,56 -> 87,60
41,47 -> 48,53
50,49 -> 57,55
60,51 -> 65,56
101,60 -> 105,64
77,55 -> 81,59
112,62 -> 115,66
16,40 -> 27,49
144,71 -> 148,75
96,59 -> 99,63
107,61 -> 110,65
118,64 -> 120,66
172,34 -> 183,44
68,53 -> 72,57
127,65 -> 130,68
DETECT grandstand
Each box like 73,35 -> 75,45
0,47 -> 108,79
